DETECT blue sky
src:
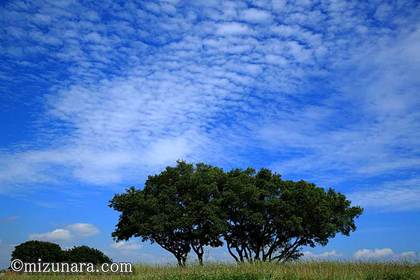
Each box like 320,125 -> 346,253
1,0 -> 420,268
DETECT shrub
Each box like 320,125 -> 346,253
65,245 -> 111,264
11,240 -> 64,263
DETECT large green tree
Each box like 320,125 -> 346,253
109,161 -> 226,266
221,168 -> 363,263
110,162 -> 362,265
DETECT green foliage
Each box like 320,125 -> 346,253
11,241 -> 110,265
110,161 -> 363,266
221,168 -> 363,263
110,161 -> 226,266
65,245 -> 111,264
11,241 -> 64,263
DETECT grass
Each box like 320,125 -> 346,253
1,262 -> 419,280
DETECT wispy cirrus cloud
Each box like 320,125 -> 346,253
349,179 -> 420,211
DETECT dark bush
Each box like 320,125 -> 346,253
65,245 -> 111,264
11,240 -> 64,263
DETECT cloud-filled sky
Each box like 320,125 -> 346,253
0,0 -> 419,267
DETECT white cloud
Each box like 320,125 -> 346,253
354,248 -> 418,260
29,223 -> 99,243
0,0 -> 419,202
303,250 -> 341,259
261,23 -> 420,195
111,241 -> 142,251
66,223 -> 99,237
400,251 -> 417,259
29,229 -> 72,242
354,248 -> 393,259
216,22 -> 251,35
142,135 -> 196,166
110,240 -> 144,259
240,8 -> 272,23
349,179 -> 420,211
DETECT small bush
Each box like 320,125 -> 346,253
65,245 -> 111,264
11,240 -> 64,263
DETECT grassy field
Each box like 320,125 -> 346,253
1,262 -> 419,280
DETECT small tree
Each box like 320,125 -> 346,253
110,161 -> 226,266
65,246 -> 111,264
11,241 -> 64,263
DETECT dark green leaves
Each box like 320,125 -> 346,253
110,161 -> 363,266
110,161 -> 226,266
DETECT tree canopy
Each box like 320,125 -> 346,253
11,241 -> 111,265
11,241 -> 64,263
110,161 -> 226,266
221,168 -> 363,262
65,246 -> 111,264
110,161 -> 362,266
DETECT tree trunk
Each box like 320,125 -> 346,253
192,244 -> 204,265
176,255 -> 187,267
197,253 -> 203,266
227,243 -> 239,263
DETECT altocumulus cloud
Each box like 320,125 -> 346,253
0,0 -> 419,212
